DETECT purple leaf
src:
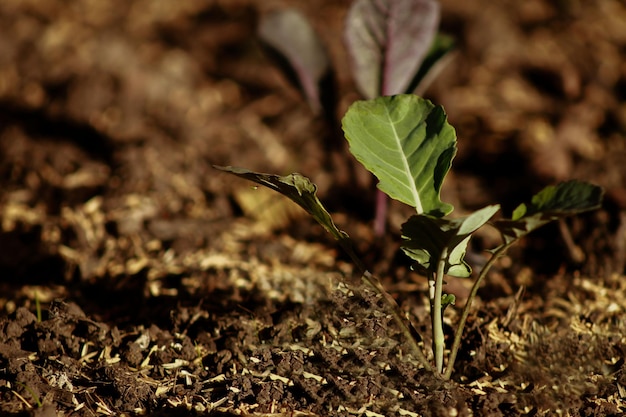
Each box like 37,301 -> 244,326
345,0 -> 440,98
258,9 -> 330,113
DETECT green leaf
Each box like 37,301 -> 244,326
401,205 -> 500,277
409,33 -> 456,96
213,166 -> 348,242
441,293 -> 456,310
342,95 -> 456,216
495,180 -> 604,244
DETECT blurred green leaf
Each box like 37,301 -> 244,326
410,33 -> 456,95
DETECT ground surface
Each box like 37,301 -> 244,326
1,0 -> 626,416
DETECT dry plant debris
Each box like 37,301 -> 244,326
1,0 -> 626,415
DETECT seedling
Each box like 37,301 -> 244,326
215,94 -> 603,378
14,381 -> 43,408
258,0 -> 454,235
35,289 -> 42,323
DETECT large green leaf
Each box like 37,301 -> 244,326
495,180 -> 604,244
213,166 -> 348,242
401,205 -> 500,277
342,95 -> 456,216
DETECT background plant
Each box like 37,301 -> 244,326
258,0 -> 454,235
216,94 -> 603,378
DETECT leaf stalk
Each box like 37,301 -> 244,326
443,240 -> 515,379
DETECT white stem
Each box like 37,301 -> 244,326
433,247 -> 448,374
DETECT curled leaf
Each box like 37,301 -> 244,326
401,205 -> 500,277
213,165 -> 348,242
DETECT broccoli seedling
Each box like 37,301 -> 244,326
215,94 -> 603,378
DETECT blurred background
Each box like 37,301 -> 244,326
0,0 -> 625,308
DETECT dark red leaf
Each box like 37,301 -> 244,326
345,0 -> 440,98
258,9 -> 330,113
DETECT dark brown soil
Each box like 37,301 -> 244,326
1,0 -> 626,416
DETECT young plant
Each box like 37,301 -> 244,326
258,0 -> 454,235
215,94 -> 603,378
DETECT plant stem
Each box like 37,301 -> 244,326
432,247 -> 448,374
35,290 -> 42,323
374,190 -> 388,237
443,241 -> 514,380
15,381 -> 42,408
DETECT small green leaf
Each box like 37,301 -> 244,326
342,94 -> 456,216
409,33 -> 456,96
441,293 -> 456,310
495,180 -> 604,244
213,166 -> 348,242
447,235 -> 472,277
401,205 -> 500,277
401,215 -> 446,273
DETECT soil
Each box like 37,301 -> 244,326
1,0 -> 626,416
